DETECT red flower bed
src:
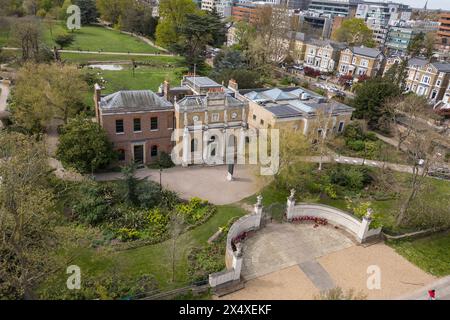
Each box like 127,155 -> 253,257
289,215 -> 328,226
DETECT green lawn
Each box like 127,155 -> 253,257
61,52 -> 181,64
43,24 -> 161,53
96,64 -> 186,94
38,205 -> 247,298
389,231 -> 450,276
1,22 -> 161,54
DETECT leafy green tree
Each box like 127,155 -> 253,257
383,59 -> 408,91
54,33 -> 75,49
173,12 -> 224,66
74,0 -> 98,25
0,132 -> 58,299
155,0 -> 197,47
57,116 -> 116,173
96,0 -> 126,25
10,63 -> 88,132
407,32 -> 424,57
352,78 -> 401,129
334,18 -> 375,47
231,21 -> 256,52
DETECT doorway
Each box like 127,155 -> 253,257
133,144 -> 144,165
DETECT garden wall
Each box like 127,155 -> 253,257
288,203 -> 381,243
209,206 -> 262,288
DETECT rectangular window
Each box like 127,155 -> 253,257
133,118 -> 141,132
212,113 -> 220,122
338,121 -> 345,132
150,117 -> 158,130
253,114 -> 257,121
260,119 -> 264,125
115,119 -> 124,134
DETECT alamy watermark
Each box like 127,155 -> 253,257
171,124 -> 280,176
66,265 -> 81,290
66,5 -> 81,30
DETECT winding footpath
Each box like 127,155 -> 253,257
2,47 -> 175,57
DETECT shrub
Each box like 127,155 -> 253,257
329,165 -> 372,191
343,122 -> 365,141
175,197 -> 209,224
72,181 -> 115,225
57,116 -> 116,174
116,228 -> 141,241
346,139 -> 365,152
156,151 -> 175,168
146,207 -> 169,238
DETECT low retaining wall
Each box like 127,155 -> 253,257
288,203 -> 381,243
209,204 -> 262,288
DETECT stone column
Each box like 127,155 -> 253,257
182,127 -> 190,167
238,127 -> 246,165
357,208 -> 373,243
232,243 -> 243,281
286,189 -> 296,220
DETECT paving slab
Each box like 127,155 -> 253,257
298,261 -> 335,292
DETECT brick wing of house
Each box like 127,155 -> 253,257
337,45 -> 385,78
304,40 -> 346,73
94,85 -> 174,165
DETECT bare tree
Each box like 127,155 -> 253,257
249,5 -> 291,67
310,105 -> 336,171
11,16 -> 43,62
395,125 -> 443,227
382,95 -> 428,151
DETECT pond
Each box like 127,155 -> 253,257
87,64 -> 124,71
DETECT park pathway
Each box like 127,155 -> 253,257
299,155 -> 420,174
2,47 -> 175,57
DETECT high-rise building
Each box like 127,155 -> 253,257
280,0 -> 310,10
308,0 -> 361,17
385,20 -> 439,54
437,13 -> 450,52
355,1 -> 412,45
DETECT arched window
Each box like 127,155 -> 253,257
191,139 -> 198,152
117,149 -> 125,161
151,145 -> 158,157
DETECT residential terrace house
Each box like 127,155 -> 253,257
404,58 -> 450,103
337,45 -> 384,78
94,85 -> 174,165
304,39 -> 345,73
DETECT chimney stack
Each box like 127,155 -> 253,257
94,84 -> 102,124
228,79 -> 238,92
163,80 -> 170,101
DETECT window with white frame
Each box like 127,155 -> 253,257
422,75 -> 430,84
342,55 -> 350,63
360,59 -> 369,67
436,80 -> 441,86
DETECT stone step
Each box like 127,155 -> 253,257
212,280 -> 245,297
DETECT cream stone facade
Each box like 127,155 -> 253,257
174,77 -> 248,166
337,46 -> 384,78
235,87 -> 354,138
404,58 -> 450,103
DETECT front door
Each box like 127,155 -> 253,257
133,145 -> 144,165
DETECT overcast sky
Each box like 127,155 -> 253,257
396,0 -> 450,10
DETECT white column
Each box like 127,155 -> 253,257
357,208 -> 373,243
254,195 -> 263,228
182,127 -> 190,167
232,245 -> 243,281
238,127 -> 246,165
286,189 -> 296,220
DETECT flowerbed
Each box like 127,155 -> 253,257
289,216 -> 328,226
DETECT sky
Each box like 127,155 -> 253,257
396,0 -> 450,10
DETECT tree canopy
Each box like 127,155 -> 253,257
334,18 -> 375,48
56,115 -> 116,174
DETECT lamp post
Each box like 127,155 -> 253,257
159,166 -> 163,192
